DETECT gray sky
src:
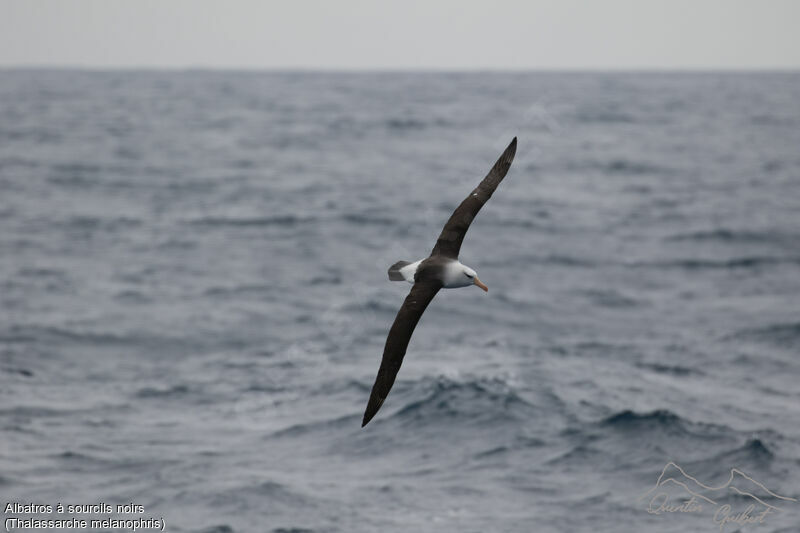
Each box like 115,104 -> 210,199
1,0 -> 798,70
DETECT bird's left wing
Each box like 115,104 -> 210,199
431,137 -> 517,259
362,280 -> 442,427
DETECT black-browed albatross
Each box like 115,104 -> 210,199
362,137 -> 518,427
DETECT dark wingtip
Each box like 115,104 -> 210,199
361,395 -> 384,427
361,411 -> 373,428
502,137 -> 517,164
361,402 -> 375,427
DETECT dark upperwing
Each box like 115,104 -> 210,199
431,137 -> 517,259
362,280 -> 442,427
361,138 -> 517,427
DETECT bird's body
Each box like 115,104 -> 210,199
362,138 -> 518,427
391,257 -> 483,289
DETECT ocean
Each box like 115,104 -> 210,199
1,70 -> 799,532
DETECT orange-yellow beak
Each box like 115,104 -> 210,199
473,276 -> 488,292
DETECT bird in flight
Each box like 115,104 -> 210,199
362,137 -> 518,427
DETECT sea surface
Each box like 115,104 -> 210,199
1,70 -> 799,532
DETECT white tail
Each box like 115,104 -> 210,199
388,260 -> 411,281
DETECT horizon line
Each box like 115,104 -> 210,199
2,64 -> 799,74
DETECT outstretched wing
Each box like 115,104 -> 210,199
362,280 -> 442,427
431,137 -> 517,258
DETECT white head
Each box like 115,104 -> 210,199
443,261 -> 488,291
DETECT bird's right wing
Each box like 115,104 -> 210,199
431,137 -> 517,259
362,280 -> 442,427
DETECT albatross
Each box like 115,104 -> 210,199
362,137 -> 518,427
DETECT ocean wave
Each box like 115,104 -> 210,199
154,238 -> 197,250
561,157 -> 671,177
15,327 -> 135,345
341,213 -> 396,226
573,109 -> 636,124
1,128 -> 62,144
540,254 -> 598,267
666,228 -> 797,244
267,413 -> 358,439
602,159 -> 669,175
206,480 -> 313,514
545,444 -> 604,466
55,450 -> 109,464
602,409 -> 683,429
472,435 -> 547,461
0,324 -> 192,351
52,162 -> 104,176
47,174 -> 99,187
762,159 -> 783,173
712,438 -> 775,464
6,325 -> 135,345
203,284 -> 275,297
390,376 -> 534,425
600,409 -> 733,441
272,376 -> 536,438
385,118 -> 427,130
1,366 -> 34,377
113,289 -> 152,304
135,384 -> 191,399
628,256 -> 800,270
308,275 -> 341,286
188,215 -> 314,227
64,215 -> 143,231
0,155 -> 39,171
725,322 -> 800,349
315,378 -> 371,396
488,254 -> 597,268
634,362 -> 699,377
17,267 -> 67,278
578,288 -> 642,308
196,526 -> 234,533
0,406 -> 73,418
341,298 -> 399,315
481,217 -> 544,230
